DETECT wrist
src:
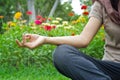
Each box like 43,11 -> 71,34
44,36 -> 50,44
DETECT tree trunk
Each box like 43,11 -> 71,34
27,0 -> 36,21
47,0 -> 59,22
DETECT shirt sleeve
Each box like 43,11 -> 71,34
89,1 -> 103,23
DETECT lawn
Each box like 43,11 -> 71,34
0,63 -> 70,80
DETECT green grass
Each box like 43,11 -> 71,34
0,63 -> 70,80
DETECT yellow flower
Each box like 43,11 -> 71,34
0,16 -> 4,19
71,20 -> 77,24
79,16 -> 86,23
76,19 -> 80,23
7,21 -> 16,27
14,12 -> 22,19
10,22 -> 16,27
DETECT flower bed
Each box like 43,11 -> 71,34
0,9 -> 105,67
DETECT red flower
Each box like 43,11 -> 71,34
34,20 -> 42,25
68,12 -> 74,16
36,15 -> 46,22
26,11 -> 32,15
36,15 -> 42,19
52,26 -> 56,29
82,11 -> 89,16
81,5 -> 87,9
44,25 -> 52,31
41,18 -> 46,22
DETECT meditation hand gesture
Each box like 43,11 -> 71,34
16,34 -> 46,49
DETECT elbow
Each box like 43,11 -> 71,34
75,43 -> 88,49
76,39 -> 90,48
82,42 -> 89,48
81,41 -> 89,48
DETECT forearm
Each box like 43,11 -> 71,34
44,35 -> 88,48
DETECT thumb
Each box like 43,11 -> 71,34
16,39 -> 24,47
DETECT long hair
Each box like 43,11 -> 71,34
92,0 -> 119,11
110,0 -> 119,11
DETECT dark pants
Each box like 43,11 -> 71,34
53,45 -> 120,80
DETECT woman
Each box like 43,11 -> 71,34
16,0 -> 120,80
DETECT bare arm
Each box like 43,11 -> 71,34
16,17 -> 102,49
44,17 -> 102,48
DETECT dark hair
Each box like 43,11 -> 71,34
110,0 -> 119,11
92,0 -> 119,11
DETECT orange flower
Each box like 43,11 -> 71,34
68,12 -> 74,16
0,16 -> 4,19
71,32 -> 75,36
47,18 -> 52,21
14,12 -> 22,19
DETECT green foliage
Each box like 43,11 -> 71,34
80,0 -> 92,6
0,63 -> 69,80
35,0 -> 56,16
54,2 -> 73,20
0,26 -> 52,67
0,0 -> 27,20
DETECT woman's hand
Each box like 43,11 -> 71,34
16,34 -> 46,49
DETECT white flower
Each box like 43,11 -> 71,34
62,21 -> 68,26
64,25 -> 74,29
52,20 -> 59,24
42,23 -> 50,26
56,25 -> 63,28
56,17 -> 62,21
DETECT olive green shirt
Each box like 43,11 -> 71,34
89,1 -> 120,62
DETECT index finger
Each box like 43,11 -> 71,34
22,34 -> 31,43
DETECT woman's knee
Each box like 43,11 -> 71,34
53,44 -> 76,65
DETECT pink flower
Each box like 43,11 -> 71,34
34,20 -> 42,25
26,11 -> 32,15
36,15 -> 46,22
